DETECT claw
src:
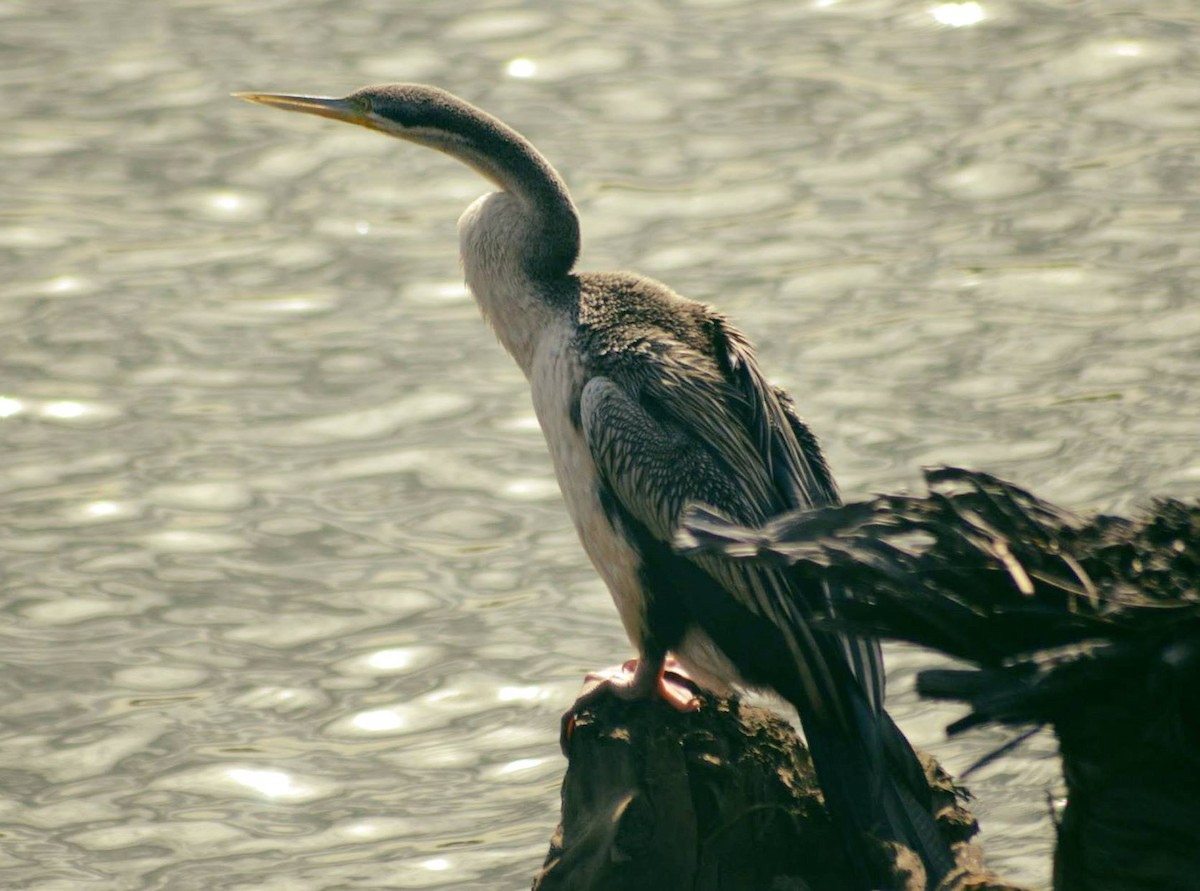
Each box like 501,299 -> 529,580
560,657 -> 702,752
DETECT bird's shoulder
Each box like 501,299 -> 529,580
569,272 -> 838,512
572,271 -> 737,384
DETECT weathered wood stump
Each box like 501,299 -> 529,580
1051,681 -> 1200,891
533,684 -> 1024,891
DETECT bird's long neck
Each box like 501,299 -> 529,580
415,105 -> 580,282
410,103 -> 580,374
458,189 -> 568,375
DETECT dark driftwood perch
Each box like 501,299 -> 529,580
533,684 -> 1023,891
679,467 -> 1200,891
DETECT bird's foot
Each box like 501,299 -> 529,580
595,656 -> 702,710
561,657 -> 701,750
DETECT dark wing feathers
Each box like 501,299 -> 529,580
766,371 -> 886,713
579,311 -> 870,730
705,315 -> 885,716
714,321 -> 840,511
772,383 -> 840,508
579,304 -> 953,885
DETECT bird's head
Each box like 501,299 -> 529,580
235,83 -> 580,281
234,84 -> 483,156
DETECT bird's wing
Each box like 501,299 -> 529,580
715,322 -> 841,512
657,317 -> 892,715
773,387 -> 887,714
580,317 -> 950,883
770,384 -> 839,508
578,314 -> 863,729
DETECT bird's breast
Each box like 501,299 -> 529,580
459,192 -> 558,375
529,322 -> 647,650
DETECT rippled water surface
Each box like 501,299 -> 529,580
4,1 -> 1200,888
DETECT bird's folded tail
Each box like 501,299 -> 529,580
801,685 -> 955,889
677,503 -> 954,888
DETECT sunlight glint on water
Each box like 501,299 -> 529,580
2,1 -> 1199,888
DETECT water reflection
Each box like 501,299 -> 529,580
3,0 -> 1199,888
225,767 -> 310,800
506,58 -> 538,79
931,3 -> 985,28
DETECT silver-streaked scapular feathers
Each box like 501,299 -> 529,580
236,83 -> 953,888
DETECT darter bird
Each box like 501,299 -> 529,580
235,84 -> 953,888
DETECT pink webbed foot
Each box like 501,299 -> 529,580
561,657 -> 701,749
581,657 -> 702,711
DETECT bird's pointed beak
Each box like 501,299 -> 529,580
233,92 -> 371,128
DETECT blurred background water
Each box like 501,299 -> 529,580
2,0 -> 1199,888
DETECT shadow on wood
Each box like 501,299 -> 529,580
677,466 -> 1200,890
533,682 -> 1024,891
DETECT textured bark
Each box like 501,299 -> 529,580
533,686 -> 1024,891
1052,693 -> 1200,891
